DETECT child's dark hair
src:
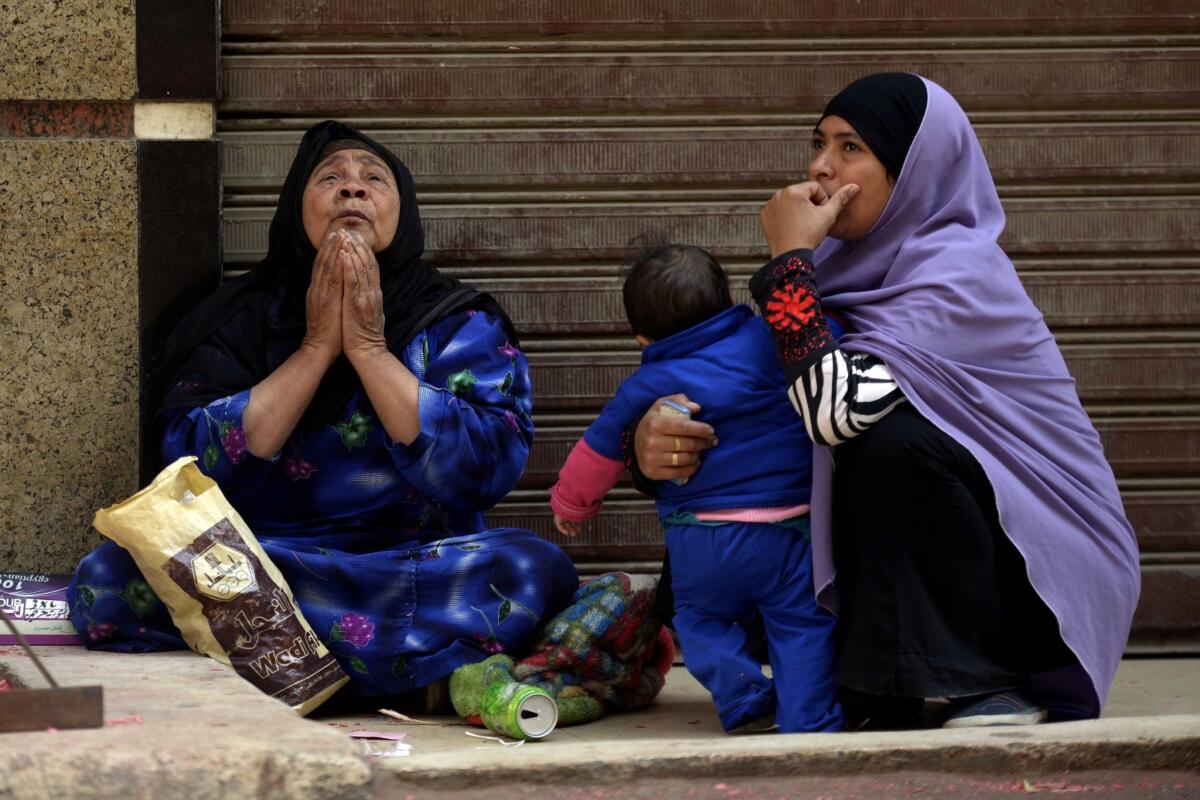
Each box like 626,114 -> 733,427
622,234 -> 732,341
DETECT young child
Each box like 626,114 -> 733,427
549,240 -> 843,733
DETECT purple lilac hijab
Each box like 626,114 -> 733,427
808,75 -> 1140,718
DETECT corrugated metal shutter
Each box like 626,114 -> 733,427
219,1 -> 1200,652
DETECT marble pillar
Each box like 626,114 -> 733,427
0,0 -> 219,572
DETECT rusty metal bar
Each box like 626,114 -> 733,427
489,490 -> 1200,554
522,345 -> 1200,409
219,50 -> 1200,116
219,123 -> 1200,191
223,198 -> 1200,265
222,0 -> 1198,39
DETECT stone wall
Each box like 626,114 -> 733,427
0,0 -> 219,573
0,1 -> 139,572
0,139 -> 140,571
0,1 -> 135,99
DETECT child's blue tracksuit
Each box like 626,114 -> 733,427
667,519 -> 840,732
565,304 -> 843,732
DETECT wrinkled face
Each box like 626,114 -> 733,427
301,147 -> 400,252
809,115 -> 894,242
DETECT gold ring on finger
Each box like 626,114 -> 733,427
671,452 -> 679,467
674,437 -> 682,451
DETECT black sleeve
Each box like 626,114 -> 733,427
748,248 -> 839,385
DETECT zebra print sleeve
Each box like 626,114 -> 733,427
786,349 -> 907,446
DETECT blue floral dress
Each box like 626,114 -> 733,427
69,310 -> 578,695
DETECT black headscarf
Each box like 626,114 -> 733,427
819,73 -> 927,181
154,120 -> 517,434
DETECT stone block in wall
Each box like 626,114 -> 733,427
0,139 -> 139,571
0,0 -> 135,100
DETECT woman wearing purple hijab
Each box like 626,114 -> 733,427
634,74 -> 1140,728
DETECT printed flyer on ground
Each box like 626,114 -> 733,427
0,572 -> 81,645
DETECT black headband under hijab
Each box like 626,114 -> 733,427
153,120 -> 517,436
819,73 -> 928,181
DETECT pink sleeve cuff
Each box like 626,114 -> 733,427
549,438 -> 626,522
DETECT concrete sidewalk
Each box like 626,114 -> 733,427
0,647 -> 1196,800
347,660 -> 1200,789
0,646 -> 371,800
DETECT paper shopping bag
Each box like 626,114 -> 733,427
93,456 -> 348,715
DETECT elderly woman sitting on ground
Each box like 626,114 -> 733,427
69,121 -> 580,701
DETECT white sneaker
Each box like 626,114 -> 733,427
943,691 -> 1047,729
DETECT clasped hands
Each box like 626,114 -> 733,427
302,229 -> 388,364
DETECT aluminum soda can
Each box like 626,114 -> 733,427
479,681 -> 558,740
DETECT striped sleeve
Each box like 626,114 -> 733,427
786,349 -> 907,446
748,248 -> 907,445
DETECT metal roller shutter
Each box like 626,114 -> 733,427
219,1 -> 1200,651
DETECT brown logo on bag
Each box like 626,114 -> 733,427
192,542 -> 257,601
163,519 -> 345,708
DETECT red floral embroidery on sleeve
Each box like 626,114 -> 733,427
750,255 -> 835,373
765,284 -> 819,332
